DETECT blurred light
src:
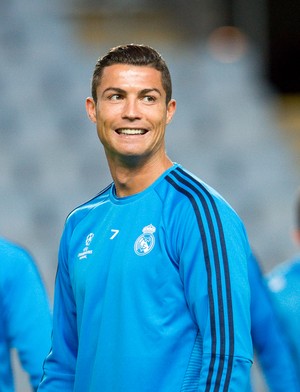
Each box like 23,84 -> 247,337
207,26 -> 248,63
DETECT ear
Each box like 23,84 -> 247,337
86,97 -> 97,123
166,99 -> 176,125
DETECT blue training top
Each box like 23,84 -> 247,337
266,255 -> 300,384
0,237 -> 52,392
39,164 -> 253,391
248,253 -> 299,391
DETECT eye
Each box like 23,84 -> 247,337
108,94 -> 123,101
142,95 -> 156,103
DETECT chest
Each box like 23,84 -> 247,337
68,202 -> 179,305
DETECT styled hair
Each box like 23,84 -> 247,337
91,44 -> 172,104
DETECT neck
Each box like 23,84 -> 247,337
108,155 -> 173,197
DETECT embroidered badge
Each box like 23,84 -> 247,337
77,233 -> 94,260
134,224 -> 156,256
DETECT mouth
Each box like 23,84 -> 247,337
115,128 -> 148,135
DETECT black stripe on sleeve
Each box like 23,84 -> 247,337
166,175 -> 217,391
166,168 -> 234,392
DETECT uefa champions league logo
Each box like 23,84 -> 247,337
134,224 -> 156,256
85,233 -> 94,246
77,232 -> 94,260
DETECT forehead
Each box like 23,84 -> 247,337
99,64 -> 164,91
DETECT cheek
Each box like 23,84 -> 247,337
95,108 -> 109,129
97,105 -> 122,124
96,122 -> 108,139
146,107 -> 168,126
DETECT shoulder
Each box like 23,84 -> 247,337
65,184 -> 113,227
0,237 -> 38,287
266,256 -> 300,293
0,237 -> 34,265
267,257 -> 300,279
162,165 -> 241,223
58,184 -> 113,252
158,166 -> 248,252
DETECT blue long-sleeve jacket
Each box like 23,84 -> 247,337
39,164 -> 253,391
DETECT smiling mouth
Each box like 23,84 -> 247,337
116,128 -> 148,135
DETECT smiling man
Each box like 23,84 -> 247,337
38,44 -> 253,391
86,62 -> 176,196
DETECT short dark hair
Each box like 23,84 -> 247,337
91,44 -> 172,104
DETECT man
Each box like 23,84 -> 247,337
38,44 -> 252,391
266,189 -> 300,383
0,237 -> 52,392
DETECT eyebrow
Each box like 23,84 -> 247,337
101,87 -> 162,97
102,87 -> 124,96
140,88 -> 162,96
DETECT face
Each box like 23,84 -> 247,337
86,64 -> 176,165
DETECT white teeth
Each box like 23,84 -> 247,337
117,129 -> 146,135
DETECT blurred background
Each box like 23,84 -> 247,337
0,0 -> 299,390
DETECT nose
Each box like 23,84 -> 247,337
121,98 -> 141,120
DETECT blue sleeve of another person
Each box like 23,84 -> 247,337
0,238 -> 52,391
249,253 -> 299,391
266,257 -> 300,384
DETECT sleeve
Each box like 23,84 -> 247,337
3,246 -> 52,390
248,253 -> 300,392
176,195 -> 253,391
38,225 -> 78,391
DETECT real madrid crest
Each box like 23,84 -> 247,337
134,224 -> 156,256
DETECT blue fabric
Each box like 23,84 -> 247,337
248,253 -> 299,391
39,164 -> 252,391
0,237 -> 52,391
266,255 -> 300,386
